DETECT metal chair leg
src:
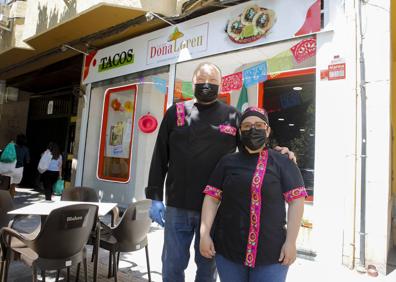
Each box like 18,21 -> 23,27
112,251 -> 118,282
41,269 -> 46,282
32,266 -> 38,282
117,252 -> 120,270
75,263 -> 80,282
66,267 -> 70,282
107,251 -> 112,278
83,258 -> 88,282
55,270 -> 60,282
145,245 -> 152,282
91,244 -> 96,263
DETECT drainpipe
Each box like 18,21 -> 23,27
357,0 -> 367,270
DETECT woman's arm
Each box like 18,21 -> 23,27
200,195 -> 220,259
279,197 -> 304,265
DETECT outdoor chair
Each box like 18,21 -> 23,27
95,199 -> 152,282
1,204 -> 98,282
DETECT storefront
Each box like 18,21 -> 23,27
78,0 -> 393,272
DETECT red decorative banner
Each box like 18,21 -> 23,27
221,72 -> 243,92
295,0 -> 321,36
290,37 -> 316,64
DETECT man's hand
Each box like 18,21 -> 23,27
278,241 -> 297,266
200,233 -> 216,259
274,146 -> 297,164
149,200 -> 166,227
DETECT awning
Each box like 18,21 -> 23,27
0,3 -> 166,80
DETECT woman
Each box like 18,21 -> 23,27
41,142 -> 62,200
5,134 -> 30,198
200,107 -> 306,282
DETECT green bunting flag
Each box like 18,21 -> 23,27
267,49 -> 294,74
181,82 -> 194,98
237,84 -> 249,112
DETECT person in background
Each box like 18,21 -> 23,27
8,134 -> 30,197
41,142 -> 62,201
200,107 -> 306,282
145,62 -> 297,282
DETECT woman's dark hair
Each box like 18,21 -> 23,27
48,142 -> 60,160
16,134 -> 27,146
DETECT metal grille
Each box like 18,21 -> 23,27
29,94 -> 72,119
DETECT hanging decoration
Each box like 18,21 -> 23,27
153,77 -> 167,94
181,82 -> 194,98
221,72 -> 243,92
267,49 -> 294,74
290,37 -> 316,64
138,113 -> 158,133
237,85 -> 249,112
243,62 -> 267,88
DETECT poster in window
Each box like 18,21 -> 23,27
98,84 -> 137,182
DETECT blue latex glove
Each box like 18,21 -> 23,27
149,200 -> 165,227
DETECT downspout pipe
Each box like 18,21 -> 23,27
357,0 -> 367,269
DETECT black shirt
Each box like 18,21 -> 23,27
146,100 -> 239,211
204,149 -> 306,267
15,145 -> 30,168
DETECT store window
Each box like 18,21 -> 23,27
97,85 -> 137,182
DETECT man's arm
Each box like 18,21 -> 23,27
145,109 -> 172,201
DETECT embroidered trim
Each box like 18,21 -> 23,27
203,185 -> 223,201
219,125 -> 237,136
283,186 -> 308,203
176,102 -> 185,127
245,106 -> 267,115
244,149 -> 268,268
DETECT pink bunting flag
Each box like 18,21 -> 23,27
290,37 -> 316,64
221,72 -> 243,92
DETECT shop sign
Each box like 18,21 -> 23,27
147,24 -> 208,65
98,48 -> 134,72
328,63 -> 346,80
83,0 -> 329,84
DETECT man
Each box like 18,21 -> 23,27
146,63 -> 295,282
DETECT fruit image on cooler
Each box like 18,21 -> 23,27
111,98 -> 122,111
226,4 -> 276,44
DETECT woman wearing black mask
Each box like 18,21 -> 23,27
200,107 -> 306,282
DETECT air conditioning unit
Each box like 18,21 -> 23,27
0,4 -> 10,28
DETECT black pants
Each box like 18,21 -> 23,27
42,171 -> 59,200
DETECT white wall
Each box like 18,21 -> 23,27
82,69 -> 167,207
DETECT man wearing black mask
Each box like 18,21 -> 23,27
146,63 -> 295,282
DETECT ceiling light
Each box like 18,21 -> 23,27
310,134 -> 315,137
299,129 -> 305,132
278,118 -> 285,121
288,123 -> 295,127
293,86 -> 303,91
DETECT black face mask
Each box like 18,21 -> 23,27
240,128 -> 267,151
194,83 -> 219,103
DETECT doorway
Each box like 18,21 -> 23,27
260,68 -> 316,255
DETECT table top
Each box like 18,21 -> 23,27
8,201 -> 117,217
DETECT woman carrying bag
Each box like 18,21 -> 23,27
40,142 -> 62,200
200,107 -> 307,282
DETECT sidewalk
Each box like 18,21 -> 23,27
5,187 -> 396,281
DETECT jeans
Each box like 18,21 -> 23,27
162,206 -> 217,282
42,171 -> 59,200
216,254 -> 289,282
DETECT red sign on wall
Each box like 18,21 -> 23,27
328,63 -> 346,80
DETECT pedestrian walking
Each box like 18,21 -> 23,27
40,142 -> 62,200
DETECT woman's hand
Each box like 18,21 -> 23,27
278,241 -> 297,266
273,146 -> 297,164
200,233 -> 216,259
